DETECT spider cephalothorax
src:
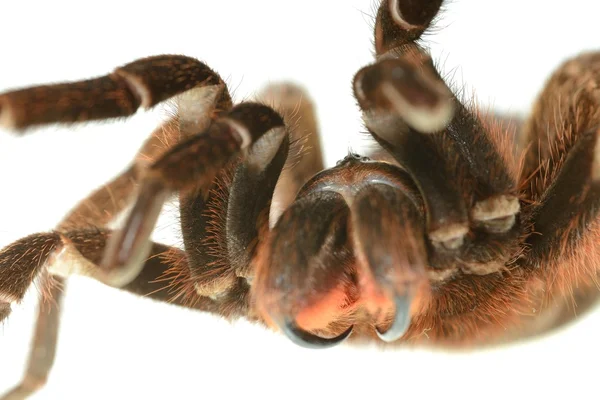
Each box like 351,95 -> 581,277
1,0 -> 600,398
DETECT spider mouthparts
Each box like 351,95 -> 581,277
277,318 -> 353,350
375,294 -> 412,342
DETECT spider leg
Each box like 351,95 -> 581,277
517,52 -> 600,334
354,53 -> 466,250
0,172 -> 141,400
1,229 -> 250,316
1,56 -> 295,388
1,70 -> 231,398
59,83 -> 228,229
0,231 -> 108,400
59,122 -> 179,229
122,243 -> 252,318
102,103 -> 287,288
174,84 -> 330,341
0,227 -> 257,399
521,52 -> 600,203
0,55 -> 232,131
367,111 -> 524,164
179,83 -> 324,298
0,229 -> 121,400
525,127 -> 600,281
354,0 -> 522,272
178,106 -> 290,297
505,126 -> 600,338
0,55 -> 232,230
256,83 -> 325,223
0,275 -> 64,400
383,0 -> 519,221
374,0 -> 443,57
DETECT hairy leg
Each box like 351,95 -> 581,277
0,228 -> 256,399
521,52 -> 600,203
256,83 -> 325,224
0,54 -> 271,291
517,53 -> 600,335
364,0 -> 600,344
59,121 -> 178,230
94,102 -> 290,299
0,55 -> 235,399
354,0 -> 521,275
1,275 -> 64,400
0,55 -> 231,131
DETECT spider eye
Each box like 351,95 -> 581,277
336,153 -> 371,165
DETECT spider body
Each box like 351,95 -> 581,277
1,0 -> 600,398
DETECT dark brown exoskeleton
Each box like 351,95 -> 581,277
1,0 -> 600,398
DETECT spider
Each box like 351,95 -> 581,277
1,0 -> 600,398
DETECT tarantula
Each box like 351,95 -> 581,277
1,0 -> 600,397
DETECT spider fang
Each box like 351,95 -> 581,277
376,294 -> 412,342
278,318 -> 354,350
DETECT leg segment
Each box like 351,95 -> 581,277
0,229 -> 250,321
0,55 -> 231,131
179,108 -> 290,297
256,83 -> 325,222
520,126 -> 600,332
375,0 -> 520,220
1,276 -> 64,400
526,128 -> 600,263
0,233 -> 61,316
101,103 -> 287,288
0,228 -> 252,400
1,64 -> 233,398
514,52 -> 600,334
354,53 -> 468,248
61,68 -> 232,230
375,0 -> 442,56
176,84 -> 320,318
521,52 -> 600,203
0,229 -> 251,400
353,0 -> 522,273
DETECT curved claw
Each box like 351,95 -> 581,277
376,294 -> 412,342
278,318 -> 353,349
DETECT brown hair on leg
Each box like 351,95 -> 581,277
255,83 -> 325,224
520,52 -> 600,204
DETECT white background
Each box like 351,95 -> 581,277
1,1 -> 599,399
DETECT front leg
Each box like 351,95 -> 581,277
372,0 -> 521,230
0,55 -> 239,399
0,55 -> 231,131
355,0 -> 522,277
